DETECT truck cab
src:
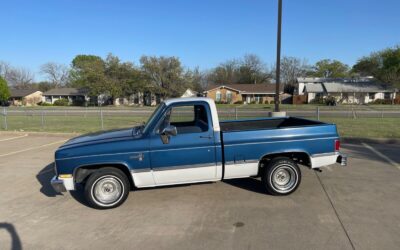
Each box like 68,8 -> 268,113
51,97 -> 346,209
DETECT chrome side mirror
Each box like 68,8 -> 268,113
160,125 -> 177,144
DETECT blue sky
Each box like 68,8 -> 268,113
1,0 -> 399,80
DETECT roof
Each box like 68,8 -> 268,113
303,83 -> 324,93
205,84 -> 283,94
324,82 -> 394,93
181,88 -> 199,98
10,89 -> 41,98
43,88 -> 89,96
297,76 -> 376,84
304,82 -> 395,93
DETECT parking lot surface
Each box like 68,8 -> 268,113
0,133 -> 399,250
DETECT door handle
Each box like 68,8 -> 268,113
199,136 -> 212,139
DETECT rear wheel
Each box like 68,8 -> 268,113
84,167 -> 130,209
261,157 -> 301,195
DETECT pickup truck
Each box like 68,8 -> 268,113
51,97 -> 347,209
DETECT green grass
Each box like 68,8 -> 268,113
319,117 -> 400,138
1,114 -> 399,138
0,115 -> 148,133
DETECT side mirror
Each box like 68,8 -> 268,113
160,125 -> 177,144
162,125 -> 177,136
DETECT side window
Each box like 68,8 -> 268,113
226,91 -> 232,103
170,106 -> 195,123
161,104 -> 209,134
216,91 -> 221,102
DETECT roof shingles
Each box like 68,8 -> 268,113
205,84 -> 283,94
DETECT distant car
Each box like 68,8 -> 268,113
0,100 -> 10,107
51,97 -> 347,209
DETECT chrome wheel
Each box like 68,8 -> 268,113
92,175 -> 124,205
270,165 -> 297,193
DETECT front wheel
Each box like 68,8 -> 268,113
84,167 -> 130,209
261,157 -> 301,195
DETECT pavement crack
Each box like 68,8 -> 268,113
315,171 -> 356,250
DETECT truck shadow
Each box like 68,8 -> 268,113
223,178 -> 266,194
36,162 -> 61,197
0,222 -> 22,250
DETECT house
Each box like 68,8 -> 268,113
302,80 -> 397,104
9,89 -> 43,106
181,88 -> 199,98
43,88 -> 89,105
203,84 -> 285,104
296,76 -> 375,95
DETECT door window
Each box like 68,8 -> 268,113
160,104 -> 209,134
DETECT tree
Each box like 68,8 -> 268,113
70,54 -> 144,103
40,62 -> 70,87
278,56 -> 310,94
0,76 -> 10,103
104,53 -> 141,98
207,59 -> 239,85
311,59 -> 350,78
237,54 -> 271,84
207,54 -> 271,85
31,81 -> 54,92
182,67 -> 204,92
140,56 -> 185,97
352,45 -> 400,87
69,55 -> 107,96
0,62 -> 34,89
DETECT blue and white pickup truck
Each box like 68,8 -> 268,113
51,97 -> 346,209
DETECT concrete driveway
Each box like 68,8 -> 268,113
0,133 -> 399,250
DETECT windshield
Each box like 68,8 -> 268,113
142,103 -> 165,134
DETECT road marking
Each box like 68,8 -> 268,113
0,139 -> 67,158
0,134 -> 28,142
362,143 -> 400,170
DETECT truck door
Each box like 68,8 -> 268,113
149,102 -> 218,185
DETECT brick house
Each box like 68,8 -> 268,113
9,89 -> 43,106
203,84 -> 285,104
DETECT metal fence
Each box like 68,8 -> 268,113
1,106 -> 400,133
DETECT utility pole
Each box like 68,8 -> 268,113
274,0 -> 282,112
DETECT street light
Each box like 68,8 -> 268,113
274,0 -> 282,112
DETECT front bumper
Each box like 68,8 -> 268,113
50,175 -> 75,193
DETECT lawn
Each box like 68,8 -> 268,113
1,113 -> 399,138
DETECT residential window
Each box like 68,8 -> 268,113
216,91 -> 221,102
369,93 -> 375,99
226,91 -> 232,103
384,93 -> 391,99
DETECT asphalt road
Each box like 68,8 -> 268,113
0,133 -> 399,250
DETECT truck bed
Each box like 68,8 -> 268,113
220,117 -> 323,132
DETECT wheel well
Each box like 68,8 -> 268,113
258,152 -> 311,175
74,164 -> 134,188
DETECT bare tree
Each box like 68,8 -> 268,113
238,54 -> 271,84
40,62 -> 70,87
0,61 -> 12,78
7,68 -> 34,89
279,56 -> 310,94
0,61 -> 35,89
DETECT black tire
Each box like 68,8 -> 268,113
84,167 -> 130,209
261,157 -> 301,195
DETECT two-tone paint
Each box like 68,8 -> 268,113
52,97 -> 345,192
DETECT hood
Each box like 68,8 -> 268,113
61,127 -> 135,148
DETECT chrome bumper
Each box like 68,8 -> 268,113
336,153 -> 347,166
51,176 -> 67,192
